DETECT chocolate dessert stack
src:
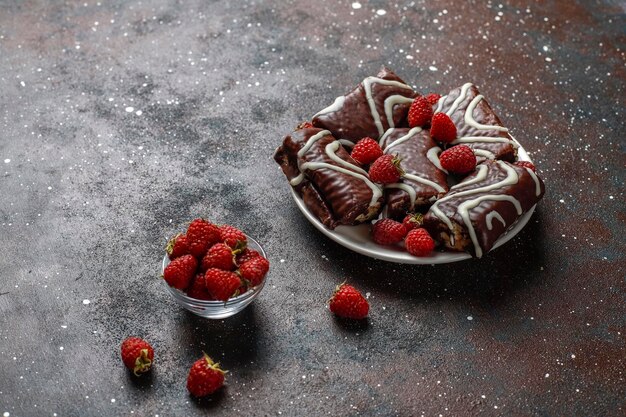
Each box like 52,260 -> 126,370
274,67 -> 545,258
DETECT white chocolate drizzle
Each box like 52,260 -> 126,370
384,95 -> 414,129
473,149 -> 496,160
313,96 -> 345,119
426,146 -> 447,173
465,94 -> 509,132
486,211 -> 506,230
325,141 -> 368,175
338,139 -> 354,148
404,173 -> 446,193
444,82 -> 473,116
362,77 -> 414,137
452,136 -> 519,148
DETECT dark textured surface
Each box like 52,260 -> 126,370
0,0 -> 624,416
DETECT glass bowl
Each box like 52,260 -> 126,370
161,235 -> 267,319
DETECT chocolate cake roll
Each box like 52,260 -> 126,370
312,67 -> 418,143
379,127 -> 449,218
423,160 -> 545,257
433,83 -> 517,161
274,127 -> 383,229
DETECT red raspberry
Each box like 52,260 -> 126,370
186,273 -> 212,300
166,234 -> 190,260
371,219 -> 408,245
163,254 -> 197,290
408,96 -> 434,128
425,93 -> 442,106
439,145 -> 476,175
430,113 -> 457,143
236,248 -> 262,265
350,137 -> 383,165
329,284 -> 369,320
201,243 -> 236,272
186,219 -> 221,259
297,121 -> 314,130
187,353 -> 226,397
369,154 -> 404,184
239,256 -> 270,287
219,225 -> 247,249
402,213 -> 424,231
515,161 -> 537,172
204,268 -> 242,301
405,228 -> 435,256
120,337 -> 154,376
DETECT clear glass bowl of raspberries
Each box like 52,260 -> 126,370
161,219 -> 269,319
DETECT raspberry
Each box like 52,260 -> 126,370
350,137 -> 383,165
186,219 -> 221,259
204,268 -> 242,301
186,273 -> 212,300
405,228 -> 435,256
201,243 -> 236,272
371,219 -> 408,245
430,112 -> 457,143
166,234 -> 190,260
187,353 -> 226,397
329,284 -> 369,320
408,96 -> 434,128
402,213 -> 424,231
239,256 -> 270,287
515,161 -> 537,172
439,145 -> 476,175
425,93 -> 442,106
120,337 -> 154,376
219,225 -> 247,249
369,154 -> 404,184
163,254 -> 197,290
236,248 -> 262,265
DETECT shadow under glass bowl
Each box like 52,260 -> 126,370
161,235 -> 267,319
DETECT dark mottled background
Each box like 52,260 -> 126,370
0,0 -> 624,416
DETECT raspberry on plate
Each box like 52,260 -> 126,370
369,154 -> 404,184
351,137 -> 383,165
220,225 -> 247,249
163,254 -> 197,290
329,284 -> 369,320
166,233 -> 190,260
430,112 -> 457,143
371,219 -> 408,245
204,268 -> 242,301
187,353 -> 226,397
121,337 -> 154,376
408,96 -> 434,128
201,243 -> 236,272
186,218 -> 221,259
439,145 -> 476,175
239,256 -> 270,287
405,228 -> 435,257
402,213 -> 424,231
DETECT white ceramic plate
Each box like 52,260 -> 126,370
290,139 -> 537,264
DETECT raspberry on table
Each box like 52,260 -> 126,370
329,284 -> 369,320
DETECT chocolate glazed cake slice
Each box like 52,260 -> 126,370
434,83 -> 517,162
312,67 -> 418,144
379,127 -> 448,219
274,127 -> 383,229
423,160 -> 545,258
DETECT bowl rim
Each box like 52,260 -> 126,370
161,234 -> 267,306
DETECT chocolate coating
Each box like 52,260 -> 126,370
312,67 -> 418,143
380,128 -> 449,218
423,160 -> 545,257
274,128 -> 382,229
437,84 -> 516,161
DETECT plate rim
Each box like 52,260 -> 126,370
289,138 -> 537,264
